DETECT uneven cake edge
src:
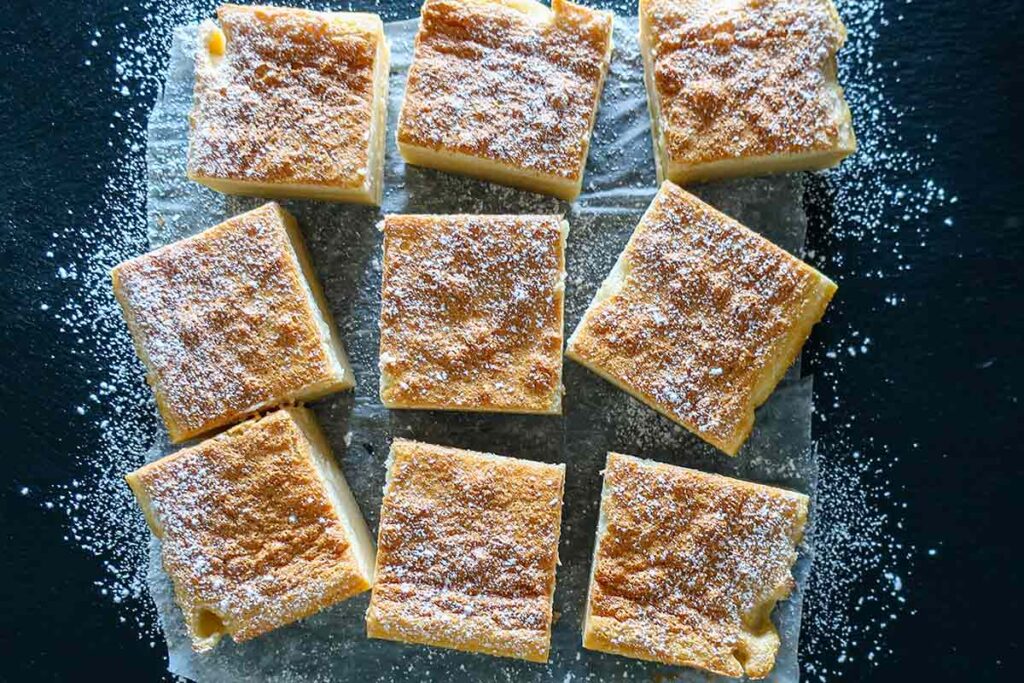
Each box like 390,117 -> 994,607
126,409 -> 375,653
581,452 -> 811,678
187,13 -> 390,205
638,2 -> 857,185
365,438 -> 565,663
112,203 -> 356,444
395,0 -> 614,201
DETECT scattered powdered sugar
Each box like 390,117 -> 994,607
34,0 -> 952,680
399,0 -> 613,181
797,0 -> 956,678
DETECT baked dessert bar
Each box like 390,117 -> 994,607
566,181 -> 836,455
126,408 -> 375,652
640,0 -> 856,185
583,453 -> 809,678
378,214 -> 567,414
397,0 -> 614,200
188,4 -> 389,204
366,439 -> 565,662
112,202 -> 353,443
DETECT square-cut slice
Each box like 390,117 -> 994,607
366,439 -> 565,662
397,0 -> 613,200
112,202 -> 354,443
188,4 -> 389,204
583,453 -> 809,678
566,182 -> 836,455
378,214 -> 567,414
640,0 -> 856,184
126,408 -> 376,652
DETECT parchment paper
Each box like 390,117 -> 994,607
144,18 -> 816,682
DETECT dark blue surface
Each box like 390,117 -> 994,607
1,0 -> 1022,680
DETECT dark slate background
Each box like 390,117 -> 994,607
1,0 -> 1021,680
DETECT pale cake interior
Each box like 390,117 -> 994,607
638,0 -> 856,185
191,13 -> 389,205
397,0 -> 613,201
277,206 -> 356,395
287,407 -> 376,584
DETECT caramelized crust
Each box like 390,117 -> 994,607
366,439 -> 565,662
112,203 -> 352,443
640,0 -> 855,183
566,182 -> 836,455
188,4 -> 388,202
583,453 -> 809,678
378,214 -> 566,414
126,409 -> 373,651
397,0 -> 613,198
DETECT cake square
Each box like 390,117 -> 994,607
112,202 -> 354,443
397,0 -> 614,200
366,439 -> 565,662
126,408 -> 376,652
583,453 -> 809,678
378,214 -> 567,414
188,4 -> 390,204
566,181 -> 836,455
640,0 -> 856,185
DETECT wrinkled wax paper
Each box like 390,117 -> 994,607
144,17 -> 816,683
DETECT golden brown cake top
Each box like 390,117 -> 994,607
398,0 -> 613,181
642,0 -> 848,166
127,409 -> 368,647
567,182 -> 833,452
368,439 -> 565,661
188,4 -> 383,188
587,453 -> 808,677
378,214 -> 565,413
112,203 -> 337,441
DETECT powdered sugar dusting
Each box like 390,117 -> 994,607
587,454 -> 808,678
379,215 -> 565,412
114,203 -> 342,440
38,0 -> 951,680
136,410 -> 368,649
367,440 -> 565,662
399,0 -> 613,181
568,183 -> 832,452
189,6 -> 383,189
644,0 -> 854,164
